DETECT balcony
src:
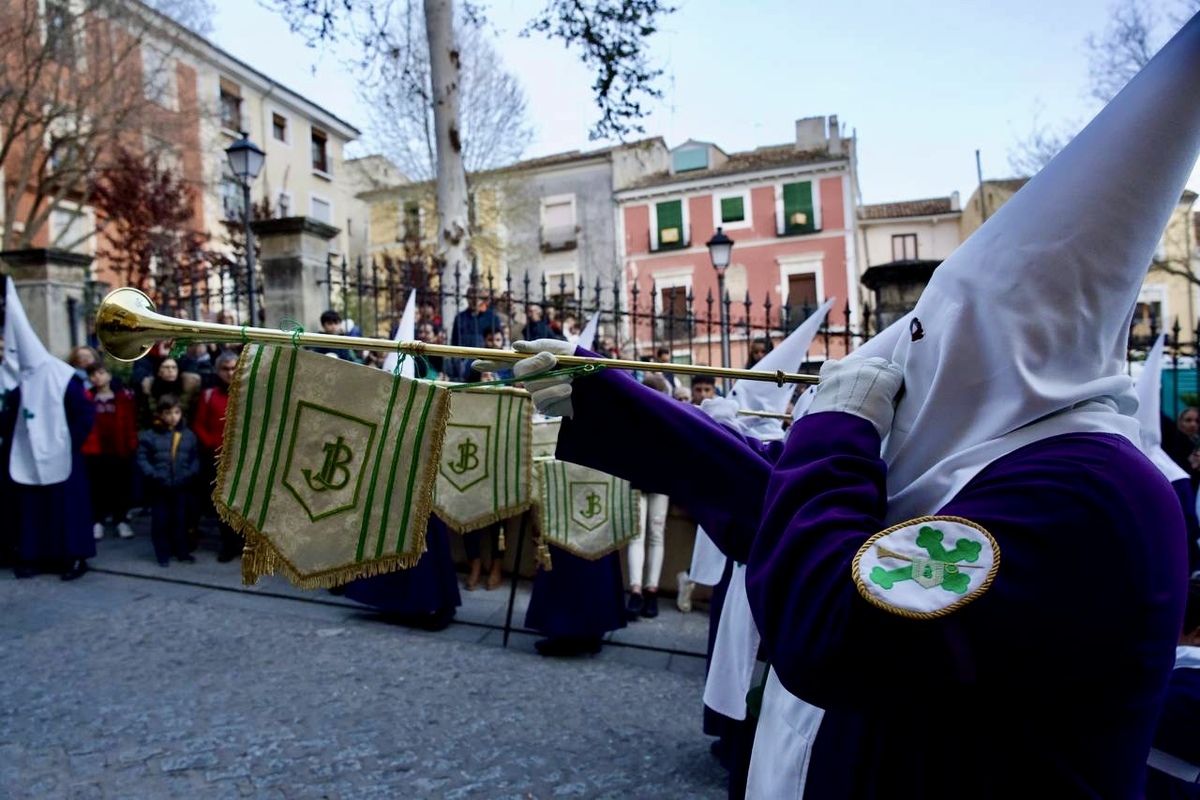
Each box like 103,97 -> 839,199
540,224 -> 579,252
650,227 -> 690,252
778,210 -> 819,237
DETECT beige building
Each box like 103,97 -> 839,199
963,180 -> 1200,343
182,39 -> 363,259
857,194 -> 962,330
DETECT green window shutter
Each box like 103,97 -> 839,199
720,196 -> 745,223
782,182 -> 816,233
656,200 -> 684,247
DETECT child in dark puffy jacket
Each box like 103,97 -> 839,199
136,395 -> 200,566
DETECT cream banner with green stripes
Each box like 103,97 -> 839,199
214,345 -> 449,589
432,386 -> 533,533
535,459 -> 640,560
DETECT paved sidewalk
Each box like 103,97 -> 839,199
89,516 -> 713,659
0,525 -> 726,799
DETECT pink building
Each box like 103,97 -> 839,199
616,116 -> 860,371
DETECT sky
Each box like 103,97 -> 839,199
212,0 -> 1200,205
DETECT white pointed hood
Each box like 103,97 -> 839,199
4,278 -> 74,485
848,12 -> 1200,523
730,298 -> 835,439
1135,334 -> 1188,483
383,290 -> 417,378
577,310 -> 601,351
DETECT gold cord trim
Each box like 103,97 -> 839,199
851,515 -> 1001,620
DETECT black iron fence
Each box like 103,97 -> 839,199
315,254 -> 871,375
102,249 -> 1200,421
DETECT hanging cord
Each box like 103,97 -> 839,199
278,318 -> 304,350
446,362 -> 606,392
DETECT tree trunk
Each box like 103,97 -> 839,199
424,0 -> 471,287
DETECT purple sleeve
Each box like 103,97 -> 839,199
556,350 -> 782,562
747,412 -> 1187,711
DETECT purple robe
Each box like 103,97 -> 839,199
15,377 -> 96,566
343,516 -> 461,617
557,364 -> 1188,799
525,547 -> 626,640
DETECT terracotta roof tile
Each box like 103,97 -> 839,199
624,142 -> 850,190
860,197 -> 958,220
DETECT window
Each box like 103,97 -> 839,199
712,190 -> 752,230
220,176 -> 243,220
720,196 -> 745,224
311,128 -> 329,174
785,273 -> 819,332
272,112 -> 289,144
142,46 -> 177,110
276,191 -> 292,217
546,270 -> 577,305
45,113 -> 91,176
672,147 -> 708,173
49,205 -> 93,253
781,181 -> 818,235
310,195 -> 332,224
219,78 -> 242,132
402,201 -> 421,241
540,194 -> 577,251
787,273 -> 818,309
891,233 -> 918,261
1132,286 -> 1166,347
45,0 -> 75,65
655,199 -> 685,249
660,285 -> 689,322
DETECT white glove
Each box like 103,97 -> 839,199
472,339 -> 576,418
806,357 -> 904,438
699,397 -> 741,430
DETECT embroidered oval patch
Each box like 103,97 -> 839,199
853,516 -> 999,619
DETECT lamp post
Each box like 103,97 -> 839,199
707,226 -> 735,391
225,132 -> 266,324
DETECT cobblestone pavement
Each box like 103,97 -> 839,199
0,565 -> 727,800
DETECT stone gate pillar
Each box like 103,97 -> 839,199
0,248 -> 93,358
252,217 -> 340,332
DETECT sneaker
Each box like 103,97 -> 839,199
92,522 -> 105,540
625,591 -> 644,621
641,591 -> 659,618
676,571 -> 695,613
116,522 -> 135,539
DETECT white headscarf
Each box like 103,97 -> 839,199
729,298 -> 835,440
847,12 -> 1200,524
4,278 -> 75,485
1135,334 -> 1189,483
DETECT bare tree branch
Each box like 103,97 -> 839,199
0,0 -> 211,254
363,11 -> 532,181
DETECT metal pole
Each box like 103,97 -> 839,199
243,181 -> 258,325
718,271 -> 732,393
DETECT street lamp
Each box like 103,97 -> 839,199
707,226 -> 735,389
225,132 -> 266,324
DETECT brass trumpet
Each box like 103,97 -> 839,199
94,288 -> 819,386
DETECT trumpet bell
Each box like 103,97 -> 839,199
95,287 -> 159,362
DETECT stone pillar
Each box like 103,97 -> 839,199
1,248 -> 93,358
252,217 -> 340,332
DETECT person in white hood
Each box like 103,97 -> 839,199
4,278 -> 96,580
487,10 -> 1200,798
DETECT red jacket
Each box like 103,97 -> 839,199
82,388 -> 138,458
193,384 -> 229,454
